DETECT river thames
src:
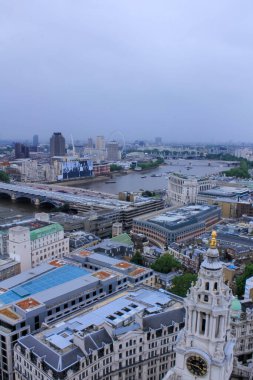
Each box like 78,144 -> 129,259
80,159 -> 226,193
0,159 -> 226,219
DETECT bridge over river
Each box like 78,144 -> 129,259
0,182 -> 130,212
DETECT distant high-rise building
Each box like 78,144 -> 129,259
155,137 -> 162,145
96,136 -> 105,150
50,132 -> 65,157
107,141 -> 119,161
33,134 -> 39,147
87,137 -> 94,148
14,143 -> 30,159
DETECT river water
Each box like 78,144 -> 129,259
79,159 -> 225,194
0,159 -> 225,219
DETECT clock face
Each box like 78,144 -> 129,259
186,355 -> 208,377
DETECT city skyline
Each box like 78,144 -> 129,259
0,1 -> 253,143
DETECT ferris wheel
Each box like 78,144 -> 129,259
107,130 -> 126,153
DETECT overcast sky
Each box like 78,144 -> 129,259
0,1 -> 253,144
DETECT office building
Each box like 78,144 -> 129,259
132,205 -> 221,248
0,258 -> 20,281
0,248 -> 153,380
87,137 -> 94,148
14,143 -> 30,159
0,214 -> 69,271
50,132 -> 65,157
197,185 -> 253,218
14,288 -> 184,380
155,137 -> 162,145
107,141 -> 119,161
32,135 -> 39,148
96,135 -> 105,150
168,173 -> 214,206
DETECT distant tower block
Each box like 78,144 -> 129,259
107,141 -> 119,161
50,132 -> 66,157
33,134 -> 39,147
96,136 -> 105,150
112,222 -> 123,237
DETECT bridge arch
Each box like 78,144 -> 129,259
39,200 -> 59,210
15,196 -> 33,204
0,192 -> 12,200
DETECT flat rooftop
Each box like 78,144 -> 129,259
0,218 -> 63,241
0,265 -> 90,306
145,204 -> 216,229
92,270 -> 116,280
40,288 -> 172,351
0,219 -> 49,233
199,186 -> 250,198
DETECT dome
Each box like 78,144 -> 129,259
231,297 -> 241,312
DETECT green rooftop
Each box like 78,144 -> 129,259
111,233 -> 133,246
30,223 -> 63,241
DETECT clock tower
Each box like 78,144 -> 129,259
164,231 -> 235,380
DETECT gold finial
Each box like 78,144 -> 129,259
210,230 -> 217,248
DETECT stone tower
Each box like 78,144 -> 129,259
164,231 -> 235,380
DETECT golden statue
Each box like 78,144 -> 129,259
210,230 -> 217,248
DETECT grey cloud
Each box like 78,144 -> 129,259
0,0 -> 253,143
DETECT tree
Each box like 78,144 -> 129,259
236,264 -> 253,297
0,171 -> 10,183
170,273 -> 197,297
151,254 -> 181,274
131,251 -> 144,266
110,164 -> 123,172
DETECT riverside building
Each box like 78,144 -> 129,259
168,174 -> 214,206
132,205 -> 221,248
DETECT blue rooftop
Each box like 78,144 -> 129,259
0,265 -> 89,306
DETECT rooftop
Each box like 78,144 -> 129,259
129,268 -> 145,277
199,186 -> 250,198
30,223 -> 63,241
39,288 -> 173,349
0,265 -> 90,307
92,270 -> 116,280
17,288 -> 184,372
140,204 -> 218,230
110,233 -> 133,246
0,307 -> 20,321
16,298 -> 41,311
114,262 -> 132,269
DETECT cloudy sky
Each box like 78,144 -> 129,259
0,1 -> 253,143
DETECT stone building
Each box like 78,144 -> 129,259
14,289 -> 185,380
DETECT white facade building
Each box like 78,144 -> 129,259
168,174 -> 214,206
164,231 -> 235,380
14,289 -> 184,380
9,223 -> 69,271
